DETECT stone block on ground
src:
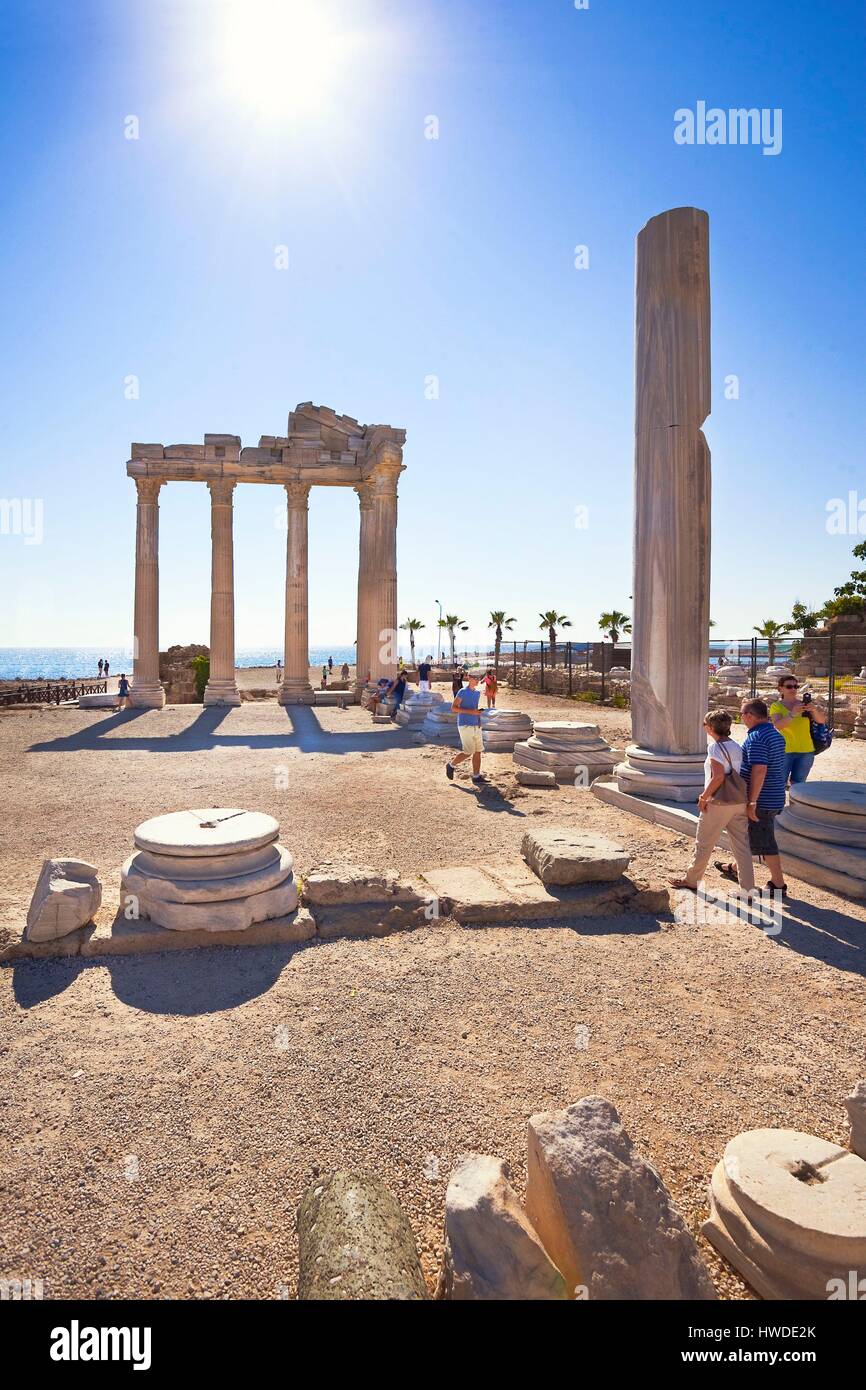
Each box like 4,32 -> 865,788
25,859 -> 102,942
421,862 -> 643,924
703,1129 -> 866,1299
301,863 -> 432,938
845,1081 -> 866,1160
513,720 -> 622,783
526,1096 -> 716,1299
521,828 -> 630,886
297,1171 -> 428,1300
515,768 -> 557,788
436,1154 -> 567,1300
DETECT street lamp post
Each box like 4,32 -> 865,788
435,599 -> 442,664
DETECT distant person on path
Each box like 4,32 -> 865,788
340,662 -> 350,681
276,658 -> 282,683
451,667 -> 465,697
669,710 -> 754,895
770,675 -> 826,785
418,656 -> 432,691
446,670 -> 485,785
483,668 -> 497,708
103,659 -> 109,678
98,658 -> 104,677
117,673 -> 130,709
328,656 -> 333,672
322,665 -> 328,684
738,698 -> 788,897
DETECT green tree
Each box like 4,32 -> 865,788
439,613 -> 468,666
399,618 -> 425,667
599,610 -> 632,645
488,610 -> 516,673
539,610 -> 572,667
191,654 -> 210,702
753,618 -> 792,666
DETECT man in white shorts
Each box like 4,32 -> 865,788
445,670 -> 485,785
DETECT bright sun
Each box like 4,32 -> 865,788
214,0 -> 353,122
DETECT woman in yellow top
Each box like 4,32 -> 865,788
769,675 -> 827,785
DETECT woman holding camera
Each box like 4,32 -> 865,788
769,675 -> 826,785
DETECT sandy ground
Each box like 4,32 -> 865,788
1,685 -> 864,1300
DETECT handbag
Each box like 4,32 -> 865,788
711,741 -> 749,805
809,715 -> 833,755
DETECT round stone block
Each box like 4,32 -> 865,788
722,1129 -> 866,1266
789,781 -> 866,819
122,844 -> 294,904
133,808 -> 280,858
130,842 -> 285,882
135,877 -> 299,932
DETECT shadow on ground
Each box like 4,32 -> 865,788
27,705 -> 414,756
7,939 -> 317,1014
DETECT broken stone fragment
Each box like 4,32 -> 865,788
521,828 -> 630,885
25,859 -> 102,942
846,1081 -> 866,1160
297,1172 -> 427,1300
436,1154 -> 566,1300
526,1096 -> 715,1299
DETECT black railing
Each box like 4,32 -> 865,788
0,680 -> 109,708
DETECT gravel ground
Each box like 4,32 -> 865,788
1,686 -> 864,1300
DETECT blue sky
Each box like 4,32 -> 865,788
1,0 -> 864,653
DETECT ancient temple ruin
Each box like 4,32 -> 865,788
126,403 -> 406,708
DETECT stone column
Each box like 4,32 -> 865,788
616,207 -> 711,802
129,478 -> 166,709
354,480 -> 375,692
362,456 -> 402,683
278,482 -> 315,705
203,480 -> 241,706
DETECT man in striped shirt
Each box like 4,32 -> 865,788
739,698 -> 788,896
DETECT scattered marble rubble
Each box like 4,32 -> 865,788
513,721 -> 622,783
25,859 -> 102,942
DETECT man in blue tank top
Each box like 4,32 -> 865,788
445,671 -> 486,785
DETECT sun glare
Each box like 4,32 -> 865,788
215,0 -> 354,122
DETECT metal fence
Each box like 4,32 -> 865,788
448,632 -> 856,725
0,680 -> 109,709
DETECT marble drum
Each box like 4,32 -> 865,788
121,808 -> 298,931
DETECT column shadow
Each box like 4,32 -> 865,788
27,703 -> 415,756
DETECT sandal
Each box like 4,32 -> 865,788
669,878 -> 697,891
714,861 -> 739,883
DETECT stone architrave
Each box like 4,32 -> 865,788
203,480 -> 241,706
278,482 -> 315,705
617,208 -> 711,802
129,478 -> 166,708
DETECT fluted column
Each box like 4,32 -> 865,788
362,454 -> 403,683
616,207 -> 711,801
203,480 -> 241,706
278,482 -> 315,705
354,480 -> 375,691
129,478 -> 165,709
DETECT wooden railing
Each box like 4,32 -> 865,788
0,680 -> 109,708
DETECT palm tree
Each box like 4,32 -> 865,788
539,610 -> 572,667
439,614 -> 467,666
399,618 -> 425,668
753,618 -> 792,666
488,610 -> 516,674
598,610 -> 632,646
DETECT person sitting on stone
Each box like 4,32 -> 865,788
387,670 -> 408,717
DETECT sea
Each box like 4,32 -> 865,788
0,647 -> 358,680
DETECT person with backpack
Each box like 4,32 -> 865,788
769,675 -> 828,785
670,709 -> 754,894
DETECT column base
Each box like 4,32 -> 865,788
203,679 -> 242,707
278,680 -> 315,706
129,681 -> 166,710
615,745 -> 705,802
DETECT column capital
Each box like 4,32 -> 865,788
368,459 -> 403,498
135,478 -> 162,505
354,480 -> 375,511
284,481 -> 311,510
207,479 -> 236,505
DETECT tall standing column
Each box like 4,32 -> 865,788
129,478 -> 166,709
361,457 -> 402,684
203,480 -> 241,706
278,482 -> 315,705
616,207 -> 711,802
354,480 -> 375,692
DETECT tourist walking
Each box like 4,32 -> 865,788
98,658 -> 104,677
669,710 -> 754,894
483,668 -> 497,708
738,698 -> 788,896
340,662 -> 350,681
103,658 -> 109,677
117,672 -> 130,709
769,675 -> 826,785
451,667 -> 465,697
328,656 -> 333,672
276,658 -> 282,683
418,656 -> 432,692
445,671 -> 485,785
